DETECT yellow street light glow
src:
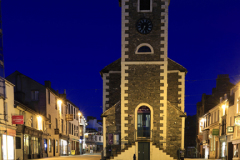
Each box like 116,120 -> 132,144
78,112 -> 81,116
37,115 -> 43,130
57,100 -> 62,105
37,115 -> 42,121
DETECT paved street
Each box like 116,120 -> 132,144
185,159 -> 221,160
32,155 -> 223,160
31,154 -> 101,160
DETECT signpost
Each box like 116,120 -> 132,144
12,115 -> 24,125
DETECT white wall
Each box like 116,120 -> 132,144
87,119 -> 102,131
0,81 -> 15,125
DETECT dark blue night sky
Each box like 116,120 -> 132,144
2,0 -> 240,119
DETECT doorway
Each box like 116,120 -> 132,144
215,141 -> 218,158
53,139 -> 55,156
138,142 -> 150,160
137,106 -> 150,138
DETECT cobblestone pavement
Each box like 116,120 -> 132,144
31,153 -> 101,160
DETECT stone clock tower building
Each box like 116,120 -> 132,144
101,0 -> 187,160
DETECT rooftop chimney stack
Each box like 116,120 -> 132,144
44,81 -> 51,88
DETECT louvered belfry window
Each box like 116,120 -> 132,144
140,0 -> 150,10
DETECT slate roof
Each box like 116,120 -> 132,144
100,58 -> 121,77
100,58 -> 187,76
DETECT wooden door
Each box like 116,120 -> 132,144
138,142 -> 150,160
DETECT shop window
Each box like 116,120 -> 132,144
16,137 -> 21,149
56,140 -> 58,153
49,139 -> 52,152
234,144 -> 238,157
3,135 -> 14,160
32,137 -> 39,154
24,134 -> 29,154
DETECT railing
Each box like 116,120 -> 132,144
136,129 -> 151,139
101,130 -> 171,159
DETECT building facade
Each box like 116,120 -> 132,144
0,80 -> 16,160
6,71 -> 85,159
196,74 -> 234,158
85,117 -> 103,153
14,101 -> 48,160
101,0 -> 187,160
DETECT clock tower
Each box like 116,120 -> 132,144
101,0 -> 187,159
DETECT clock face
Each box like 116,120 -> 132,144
136,19 -> 153,34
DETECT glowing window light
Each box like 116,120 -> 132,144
222,104 -> 226,116
57,100 -> 62,113
37,116 -> 42,130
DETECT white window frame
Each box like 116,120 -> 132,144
138,0 -> 153,12
135,43 -> 154,54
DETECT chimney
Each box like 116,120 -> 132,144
45,81 -> 51,88
64,89 -> 66,94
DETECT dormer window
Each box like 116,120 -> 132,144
138,0 -> 152,12
135,43 -> 154,54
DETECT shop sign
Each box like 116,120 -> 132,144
235,116 -> 240,126
212,129 -> 219,135
0,126 -> 16,136
66,114 -> 73,121
71,150 -> 75,155
12,115 -> 24,124
220,135 -> 227,142
227,126 -> 234,133
54,129 -> 59,135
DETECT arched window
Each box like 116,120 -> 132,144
137,106 -> 150,138
135,43 -> 154,54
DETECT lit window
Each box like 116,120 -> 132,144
37,116 -> 43,130
49,139 -> 52,152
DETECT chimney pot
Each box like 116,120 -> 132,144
44,81 -> 51,88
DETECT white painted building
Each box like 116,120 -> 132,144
14,101 -> 48,160
0,79 -> 16,160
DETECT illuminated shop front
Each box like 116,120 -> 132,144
2,135 -> 14,160
60,139 -> 68,155
1,127 -> 16,160
220,135 -> 227,159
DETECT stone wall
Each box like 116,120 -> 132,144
167,73 -> 179,108
125,0 -> 166,61
125,65 -> 162,141
166,103 -> 183,159
107,73 -> 121,110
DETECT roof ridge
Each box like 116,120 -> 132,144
168,58 -> 187,73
